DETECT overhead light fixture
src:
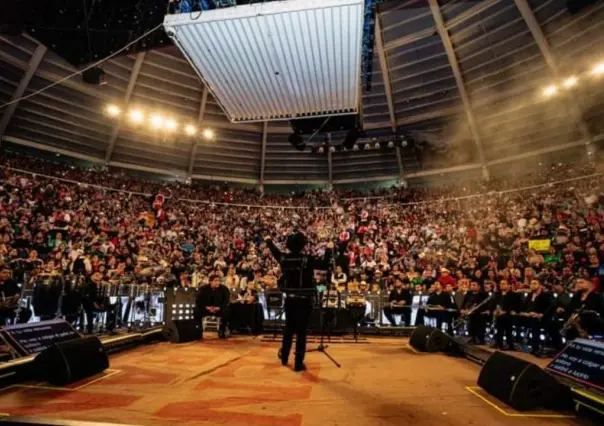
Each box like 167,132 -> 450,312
185,124 -> 197,136
165,119 -> 178,132
401,139 -> 408,148
129,109 -> 144,124
387,141 -> 394,148
352,145 -> 359,151
543,85 -> 558,97
318,146 -> 325,154
150,114 -> 165,129
329,146 -> 336,153
592,62 -> 604,76
563,76 -> 578,88
105,104 -> 121,117
203,129 -> 215,140
374,142 -> 380,149
364,143 -> 371,150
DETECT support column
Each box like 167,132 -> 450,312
514,0 -> 595,158
375,15 -> 405,178
0,44 -> 47,139
105,52 -> 145,163
188,87 -> 209,179
327,133 -> 333,187
259,121 -> 267,193
429,0 -> 489,180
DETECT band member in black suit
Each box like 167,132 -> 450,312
266,233 -> 332,372
566,278 -> 604,340
383,278 -> 412,326
0,267 -> 20,326
548,280 -> 573,351
195,274 -> 231,338
461,281 -> 489,344
82,272 -> 117,335
493,280 -> 521,350
517,279 -> 553,354
425,282 -> 455,333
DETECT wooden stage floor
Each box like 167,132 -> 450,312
0,337 -> 594,426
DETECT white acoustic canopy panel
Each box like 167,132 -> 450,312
164,0 -> 364,123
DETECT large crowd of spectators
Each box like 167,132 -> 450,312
1,151 -> 604,303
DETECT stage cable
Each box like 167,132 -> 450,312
0,23 -> 164,111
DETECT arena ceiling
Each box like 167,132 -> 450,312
0,0 -> 604,185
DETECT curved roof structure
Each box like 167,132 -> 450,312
1,0 -> 603,186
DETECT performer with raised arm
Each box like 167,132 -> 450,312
265,232 -> 332,372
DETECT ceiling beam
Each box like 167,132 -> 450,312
104,52 -> 146,163
260,121 -> 268,188
513,0 -> 595,154
188,87 -> 208,179
375,15 -> 404,178
428,0 -> 489,180
327,133 -> 333,186
0,44 -> 47,139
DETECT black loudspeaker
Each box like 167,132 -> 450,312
35,336 -> 109,386
567,0 -> 598,15
409,325 -> 453,352
82,67 -> 106,85
478,351 -> 568,411
163,319 -> 202,343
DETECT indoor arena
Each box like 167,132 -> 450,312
0,1 -> 604,426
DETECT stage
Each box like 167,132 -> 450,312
0,337 -> 593,426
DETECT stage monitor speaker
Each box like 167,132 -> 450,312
478,351 -> 569,411
409,325 -> 452,352
35,336 -> 109,386
163,319 -> 202,343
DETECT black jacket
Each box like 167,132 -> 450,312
427,291 -> 454,309
266,238 -> 331,295
462,291 -> 489,313
196,284 -> 230,313
388,288 -> 412,305
522,291 -> 552,315
493,290 -> 521,313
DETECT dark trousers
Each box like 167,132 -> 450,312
282,297 -> 313,366
426,309 -> 454,334
468,313 -> 487,343
83,300 -> 117,334
383,306 -> 411,326
548,314 -> 567,350
516,315 -> 546,351
495,314 -> 515,347
200,306 -> 230,335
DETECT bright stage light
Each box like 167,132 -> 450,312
563,76 -> 578,88
165,119 -> 178,132
129,109 -> 144,123
149,114 -> 165,129
203,129 -> 215,140
185,124 -> 197,136
105,104 -> 121,117
543,85 -> 558,97
592,62 -> 604,76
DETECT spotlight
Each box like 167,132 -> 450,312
374,142 -> 380,149
329,146 -> 335,153
364,143 -> 371,150
387,141 -> 394,148
401,139 -> 408,148
165,119 -> 178,132
150,114 -> 165,129
185,124 -> 197,136
105,104 -> 121,117
543,85 -> 558,97
129,109 -> 144,124
318,146 -> 325,154
563,76 -> 578,88
592,62 -> 604,76
352,145 -> 359,151
203,129 -> 215,140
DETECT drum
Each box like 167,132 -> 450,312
61,274 -> 86,317
32,274 -> 63,319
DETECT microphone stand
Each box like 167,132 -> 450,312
307,288 -> 341,368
